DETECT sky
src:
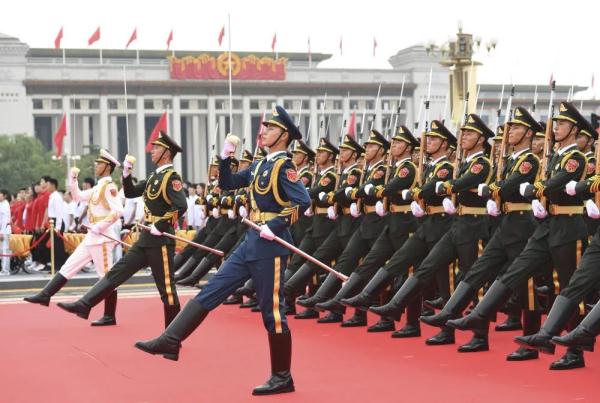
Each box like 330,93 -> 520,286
2,0 -> 599,94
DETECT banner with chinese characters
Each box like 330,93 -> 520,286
169,52 -> 287,80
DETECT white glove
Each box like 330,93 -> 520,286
327,206 -> 337,220
206,194 -> 214,203
304,206 -> 313,217
345,187 -> 354,198
220,138 -> 236,159
442,198 -> 456,215
532,199 -> 547,219
259,224 -> 275,241
410,201 -> 425,217
149,224 -> 162,236
350,203 -> 361,217
123,159 -> 133,178
477,183 -> 487,197
364,183 -> 374,196
211,207 -> 220,219
238,205 -> 248,219
486,199 -> 500,217
435,181 -> 445,194
519,182 -> 531,197
70,166 -> 80,180
318,191 -> 327,202
375,201 -> 386,216
565,180 -> 577,196
586,199 -> 600,219
227,209 -> 235,219
402,189 -> 411,201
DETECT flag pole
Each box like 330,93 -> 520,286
62,48 -> 66,65
123,65 -> 130,157
99,48 -> 103,65
228,13 -> 233,130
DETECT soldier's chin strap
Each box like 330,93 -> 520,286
264,129 -> 288,150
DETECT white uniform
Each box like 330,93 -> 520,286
0,200 -> 11,273
59,176 -> 124,279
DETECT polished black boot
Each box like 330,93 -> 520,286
284,263 -> 314,302
240,296 -> 258,308
315,273 -> 364,314
421,281 -> 475,328
447,280 -> 511,334
91,290 -> 117,326
514,295 -> 578,354
297,274 -> 341,308
368,317 -> 395,332
552,300 -> 600,352
294,309 -> 319,319
234,279 -> 256,298
177,258 -> 213,287
495,314 -> 522,331
135,299 -> 208,361
341,268 -> 394,311
369,276 -> 422,322
392,324 -> 421,338
393,293 -> 422,337
317,312 -> 343,323
174,256 -> 199,282
341,309 -> 367,327
223,295 -> 243,305
425,327 -> 455,345
164,303 -> 181,328
252,332 -> 294,395
24,273 -> 68,306
57,278 -> 115,320
424,296 -> 446,311
457,332 -> 489,352
507,310 -> 540,361
549,348 -> 585,370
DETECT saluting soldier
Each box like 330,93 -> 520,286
25,150 -> 124,326
57,132 -> 188,327
450,102 -> 590,370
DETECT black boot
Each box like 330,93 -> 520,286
421,281 -> 475,328
240,296 -> 258,308
234,279 -> 255,298
297,274 -> 341,308
57,278 -> 115,320
164,304 -> 181,328
392,324 -> 421,338
393,293 -> 422,337
135,299 -> 208,361
341,268 -> 394,311
369,276 -> 422,322
24,273 -> 68,306
91,290 -> 117,326
341,309 -> 367,327
495,314 -> 522,331
368,317 -> 395,332
294,309 -> 319,319
174,256 -> 199,281
549,348 -> 585,370
507,311 -> 540,361
223,295 -> 243,305
552,300 -> 600,352
177,258 -> 213,287
315,273 -> 364,314
425,327 -> 455,345
424,296 -> 446,311
316,312 -> 343,323
252,332 -> 294,395
457,333 -> 489,352
284,263 -> 314,301
514,295 -> 578,354
447,280 -> 511,334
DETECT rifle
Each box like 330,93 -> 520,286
451,91 -> 470,205
494,86 -> 515,206
383,77 -> 407,210
540,81 -> 556,208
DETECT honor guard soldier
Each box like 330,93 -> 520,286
421,107 -> 542,358
134,106 -> 311,396
450,102 -> 589,370
58,132 -> 188,327
25,150 -> 124,326
290,139 -> 316,245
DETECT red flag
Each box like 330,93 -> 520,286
218,26 -> 225,46
146,112 -> 168,152
271,33 -> 277,52
339,36 -> 343,56
54,114 -> 67,157
126,28 -> 137,49
166,30 -> 173,50
88,26 -> 100,46
373,37 -> 377,57
54,27 -> 63,49
347,111 -> 357,137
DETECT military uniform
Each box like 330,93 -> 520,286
58,132 -> 188,327
290,140 -> 316,245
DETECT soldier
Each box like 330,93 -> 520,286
134,106 -> 310,396
341,121 -> 456,338
532,123 -> 546,160
290,140 -> 316,245
449,102 -> 589,370
421,107 -> 542,358
24,150 -> 124,325
57,132 -> 188,327
315,126 -> 420,334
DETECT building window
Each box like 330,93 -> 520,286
108,99 -> 118,109
33,99 -> 43,109
181,100 -> 190,109
144,100 -> 154,109
51,99 -> 62,109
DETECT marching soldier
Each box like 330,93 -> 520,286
24,150 -> 124,326
134,106 -> 311,396
449,102 -> 589,370
57,132 -> 188,327
290,140 -> 316,245
421,107 -> 542,358
532,123 -> 546,160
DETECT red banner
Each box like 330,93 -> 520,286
169,52 -> 286,81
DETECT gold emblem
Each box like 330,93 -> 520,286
468,115 -> 475,123
559,103 -> 567,112
154,180 -> 159,185
515,108 -> 523,117
432,121 -> 438,129
263,170 -> 269,177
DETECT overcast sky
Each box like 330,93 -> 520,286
2,0 -> 599,94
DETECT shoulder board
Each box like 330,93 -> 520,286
401,160 -> 418,170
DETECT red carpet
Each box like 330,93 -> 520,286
2,296 -> 597,402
